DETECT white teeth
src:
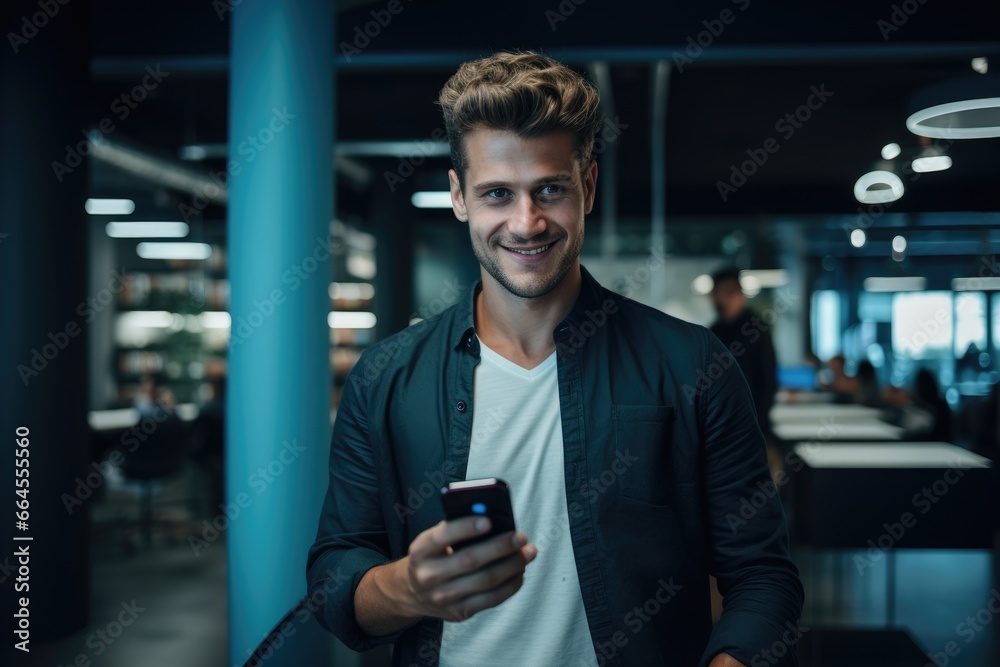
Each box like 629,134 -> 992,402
510,243 -> 552,255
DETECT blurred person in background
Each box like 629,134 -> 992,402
709,267 -> 778,441
193,376 -> 226,512
957,342 -> 986,382
133,374 -> 158,417
818,354 -> 857,403
883,369 -> 952,441
854,360 -> 881,408
911,369 -> 952,441
819,356 -> 882,407
133,373 -> 176,417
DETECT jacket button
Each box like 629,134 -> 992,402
456,401 -> 467,413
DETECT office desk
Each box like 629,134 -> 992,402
771,403 -> 883,422
790,442 -> 994,628
792,441 -> 992,548
776,390 -> 836,404
774,419 -> 904,442
88,404 -> 200,432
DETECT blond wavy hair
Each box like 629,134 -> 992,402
437,51 -> 602,188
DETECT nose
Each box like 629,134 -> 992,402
507,193 -> 547,241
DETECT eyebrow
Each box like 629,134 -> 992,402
472,173 -> 575,193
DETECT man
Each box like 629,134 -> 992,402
708,268 -> 778,441
308,51 -> 802,667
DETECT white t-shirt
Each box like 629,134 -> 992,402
438,340 -> 598,667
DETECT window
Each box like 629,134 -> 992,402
891,292 -> 953,359
858,292 -> 893,323
811,290 -> 841,361
993,293 -> 1000,353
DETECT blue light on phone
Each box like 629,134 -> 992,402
471,502 -> 487,515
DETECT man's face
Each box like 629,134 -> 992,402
711,279 -> 745,321
449,128 -> 597,299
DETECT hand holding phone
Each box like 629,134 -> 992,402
373,477 -> 535,625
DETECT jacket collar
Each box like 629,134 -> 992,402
451,264 -> 607,354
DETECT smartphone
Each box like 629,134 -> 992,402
440,478 -> 516,550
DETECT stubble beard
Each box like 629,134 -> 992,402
472,230 -> 584,300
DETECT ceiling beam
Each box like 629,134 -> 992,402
91,42 -> 1000,79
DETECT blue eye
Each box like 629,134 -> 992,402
471,502 -> 487,515
486,188 -> 509,199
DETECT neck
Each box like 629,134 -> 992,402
474,264 -> 582,368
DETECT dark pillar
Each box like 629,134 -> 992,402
373,178 -> 414,340
0,0 -> 93,645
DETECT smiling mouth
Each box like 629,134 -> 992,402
503,241 -> 555,256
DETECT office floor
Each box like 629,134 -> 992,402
27,466 -> 228,667
797,548 -> 997,667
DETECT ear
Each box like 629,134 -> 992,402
582,160 -> 598,215
448,169 -> 468,222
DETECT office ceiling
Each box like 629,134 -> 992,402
86,0 -> 1000,221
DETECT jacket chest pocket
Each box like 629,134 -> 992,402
612,404 -> 675,505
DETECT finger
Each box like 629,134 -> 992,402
429,550 -> 528,607
506,532 -> 536,564
415,530 -> 520,588
445,569 -> 526,621
410,516 -> 491,559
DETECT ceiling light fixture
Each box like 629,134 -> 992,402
906,74 -> 1000,139
85,198 -> 135,215
863,276 -> 926,292
739,269 -> 788,288
911,155 -> 953,173
328,311 -> 377,329
953,276 -> 1000,291
854,170 -> 904,205
691,274 -> 713,295
106,221 -> 189,238
411,191 -> 453,209
880,143 -> 901,160
136,242 -> 212,260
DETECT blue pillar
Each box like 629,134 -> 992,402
227,1 -> 333,663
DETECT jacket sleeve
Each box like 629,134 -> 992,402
697,331 -> 804,667
306,356 -> 408,651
